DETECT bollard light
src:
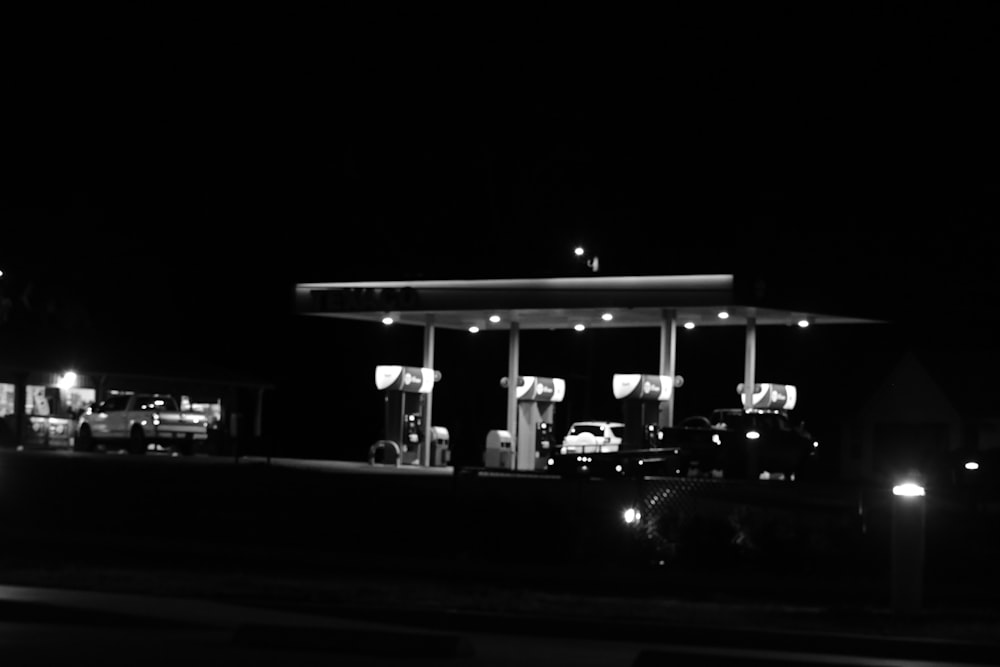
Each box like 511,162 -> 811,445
965,461 -> 980,471
892,482 -> 926,497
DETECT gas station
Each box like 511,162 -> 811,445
296,274 -> 880,471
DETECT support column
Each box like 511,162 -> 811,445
422,314 -> 435,467
744,316 -> 758,478
254,387 -> 264,439
13,372 -> 26,447
658,309 -> 677,428
255,386 -> 269,463
743,317 -> 757,411
506,321 -> 520,469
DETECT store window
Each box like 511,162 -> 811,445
0,383 -> 14,418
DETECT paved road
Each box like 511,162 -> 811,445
2,583 -> 1000,666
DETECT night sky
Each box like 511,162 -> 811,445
2,7 -> 998,458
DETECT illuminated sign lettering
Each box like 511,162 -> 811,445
613,374 -> 673,401
736,382 -> 797,410
513,376 -> 566,402
375,365 -> 436,393
311,287 -> 419,312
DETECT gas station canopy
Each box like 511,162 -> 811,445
296,273 -> 881,470
295,274 -> 878,330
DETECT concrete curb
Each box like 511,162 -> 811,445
231,623 -> 475,659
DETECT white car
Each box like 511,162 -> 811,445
560,421 -> 625,454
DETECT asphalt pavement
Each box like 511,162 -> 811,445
1,583 -> 1000,666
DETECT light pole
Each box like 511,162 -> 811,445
891,478 -> 926,616
574,246 -> 599,273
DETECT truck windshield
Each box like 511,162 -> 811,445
135,396 -> 178,411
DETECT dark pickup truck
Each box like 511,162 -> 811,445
545,408 -> 819,480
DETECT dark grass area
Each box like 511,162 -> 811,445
0,449 -> 998,641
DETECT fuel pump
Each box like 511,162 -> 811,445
403,411 -> 423,448
374,365 -> 438,465
612,374 -> 674,449
499,375 -> 566,470
536,421 -> 554,456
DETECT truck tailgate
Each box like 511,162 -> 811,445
154,412 -> 209,437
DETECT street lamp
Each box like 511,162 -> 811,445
574,246 -> 599,273
58,371 -> 78,390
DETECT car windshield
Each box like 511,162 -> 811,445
610,426 -> 625,438
568,424 -> 604,436
755,413 -> 791,431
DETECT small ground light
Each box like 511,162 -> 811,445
717,311 -> 730,320
381,316 -> 393,325
746,429 -> 761,440
615,464 -> 623,473
489,315 -> 501,323
601,312 -> 613,321
468,326 -> 480,333
893,482 -> 926,497
547,458 -> 555,466
574,323 -> 586,332
965,461 -> 980,471
623,508 -> 641,524
574,246 -> 585,256
684,322 -> 696,330
798,319 -> 810,328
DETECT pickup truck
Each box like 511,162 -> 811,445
75,393 -> 211,455
546,408 -> 818,480
657,408 -> 818,479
